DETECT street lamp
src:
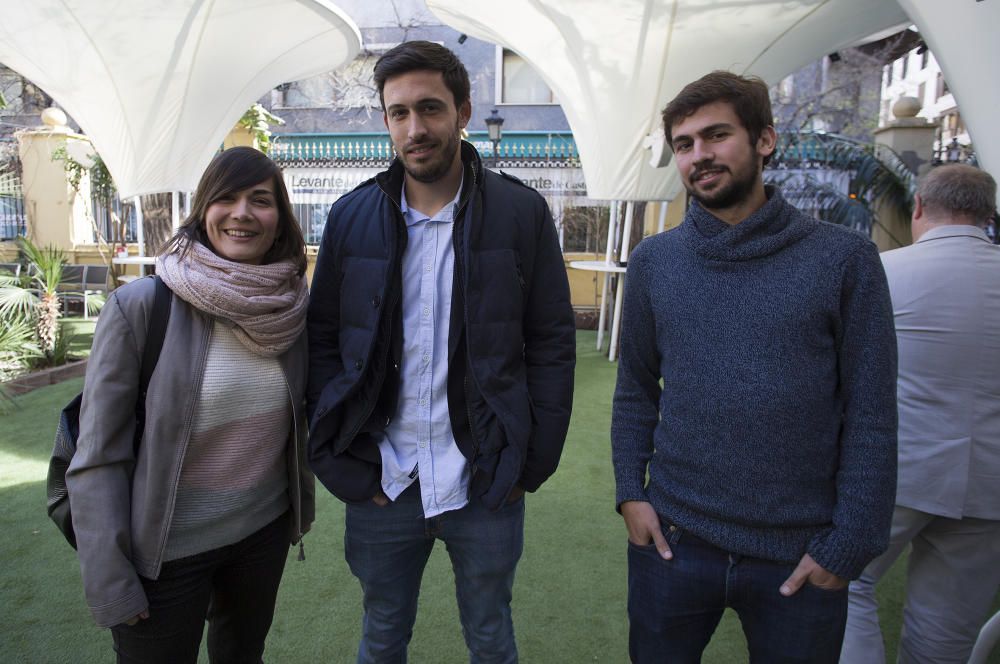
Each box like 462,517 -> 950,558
485,108 -> 504,168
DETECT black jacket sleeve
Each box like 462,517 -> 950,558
519,196 -> 576,491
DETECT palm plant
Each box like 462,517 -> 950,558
0,269 -> 41,408
0,237 -> 66,364
22,238 -> 65,361
0,314 -> 41,379
766,131 -> 916,244
0,271 -> 41,381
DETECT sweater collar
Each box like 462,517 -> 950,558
681,185 -> 817,261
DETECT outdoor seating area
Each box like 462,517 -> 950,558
55,263 -> 109,319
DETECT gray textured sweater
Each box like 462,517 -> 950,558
611,187 -> 898,580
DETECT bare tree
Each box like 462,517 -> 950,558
53,148 -> 127,284
561,205 -> 609,255
771,31 -> 917,141
271,0 -> 440,126
140,193 -> 174,254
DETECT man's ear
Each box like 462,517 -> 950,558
757,125 -> 777,159
458,99 -> 472,129
912,193 -> 924,223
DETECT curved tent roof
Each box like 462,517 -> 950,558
427,0 -> 913,201
897,0 -> 999,185
0,0 -> 362,197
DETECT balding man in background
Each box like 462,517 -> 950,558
841,164 -> 1000,664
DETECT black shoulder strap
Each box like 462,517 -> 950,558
132,275 -> 171,454
138,275 -> 171,392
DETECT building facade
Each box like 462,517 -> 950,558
879,38 -> 972,164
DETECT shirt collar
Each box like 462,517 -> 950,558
400,174 -> 464,227
916,224 -> 991,244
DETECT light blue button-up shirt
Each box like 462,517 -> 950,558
378,178 -> 470,517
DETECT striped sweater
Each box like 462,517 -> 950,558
164,320 -> 291,561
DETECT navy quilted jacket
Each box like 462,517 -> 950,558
307,142 -> 575,510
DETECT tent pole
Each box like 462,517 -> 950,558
133,196 -> 147,276
619,200 -> 636,262
171,191 -> 180,230
657,201 -> 669,233
596,201 -> 618,350
609,201 -> 634,361
597,272 -> 611,350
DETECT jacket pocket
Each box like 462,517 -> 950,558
472,249 -> 523,323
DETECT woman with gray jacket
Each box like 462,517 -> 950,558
66,147 -> 314,663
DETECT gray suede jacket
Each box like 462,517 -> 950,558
66,276 -> 314,628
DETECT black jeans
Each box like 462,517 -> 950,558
111,511 -> 291,664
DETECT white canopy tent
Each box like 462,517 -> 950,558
428,0 -> 912,203
428,0 -> 998,359
0,0 -> 361,199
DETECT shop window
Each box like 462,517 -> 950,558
561,205 -> 609,253
498,48 -> 556,104
293,203 -> 330,244
936,72 -> 949,99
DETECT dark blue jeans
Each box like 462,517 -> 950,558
345,482 -> 524,664
627,525 -> 847,663
110,511 -> 291,664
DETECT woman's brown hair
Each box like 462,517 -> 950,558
161,147 -> 307,275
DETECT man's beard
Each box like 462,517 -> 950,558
685,157 -> 760,211
398,127 -> 461,184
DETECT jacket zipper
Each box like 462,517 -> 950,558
281,368 -> 306,561
453,162 -> 484,473
464,373 -> 481,475
153,318 -> 212,575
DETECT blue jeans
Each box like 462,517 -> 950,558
345,482 -> 524,664
628,524 -> 848,663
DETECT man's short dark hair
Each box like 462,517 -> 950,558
661,71 -> 775,165
374,40 -> 470,110
918,163 -> 997,223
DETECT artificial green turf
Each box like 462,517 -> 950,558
61,318 -> 98,358
1,331 -> 997,662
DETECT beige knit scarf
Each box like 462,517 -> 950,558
156,240 -> 308,357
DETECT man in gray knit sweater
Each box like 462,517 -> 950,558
611,71 -> 898,663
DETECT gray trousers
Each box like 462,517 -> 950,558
840,505 -> 1000,664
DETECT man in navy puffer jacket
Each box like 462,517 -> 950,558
307,41 -> 575,663
612,71 -> 897,663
